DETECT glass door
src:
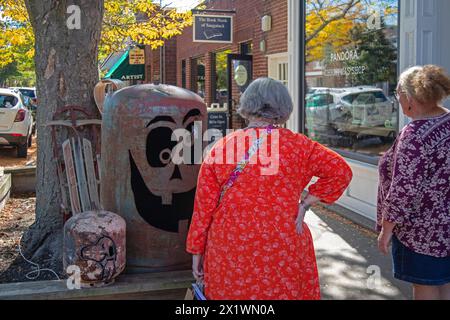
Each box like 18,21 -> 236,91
227,54 -> 253,128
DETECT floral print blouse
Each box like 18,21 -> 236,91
377,112 -> 450,258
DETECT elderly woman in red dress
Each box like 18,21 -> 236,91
186,78 -> 353,300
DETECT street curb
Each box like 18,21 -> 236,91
321,202 -> 376,232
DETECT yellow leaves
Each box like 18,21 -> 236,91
104,0 -> 121,13
0,50 -> 14,68
25,47 -> 34,59
134,0 -> 157,14
0,0 -> 34,72
101,0 -> 193,55
0,0 -> 194,72
306,0 -> 366,63
0,0 -> 29,24
384,6 -> 398,18
306,0 -> 400,66
8,32 -> 25,46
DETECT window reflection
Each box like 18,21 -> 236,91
191,56 -> 205,98
214,49 -> 232,107
305,0 -> 399,157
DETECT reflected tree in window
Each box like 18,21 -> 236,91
214,49 -> 232,106
306,0 -> 363,63
305,0 -> 400,158
344,15 -> 397,87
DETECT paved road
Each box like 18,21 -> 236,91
305,205 -> 413,300
0,134 -> 37,168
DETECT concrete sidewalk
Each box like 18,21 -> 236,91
305,205 -> 412,300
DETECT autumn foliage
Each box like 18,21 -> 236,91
0,0 -> 195,78
306,0 -> 398,63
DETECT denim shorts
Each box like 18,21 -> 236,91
392,235 -> 450,286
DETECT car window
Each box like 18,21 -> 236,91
342,91 -> 387,105
19,89 -> 36,99
353,93 -> 375,104
373,91 -> 388,102
341,94 -> 356,104
307,94 -> 333,108
0,94 -> 18,108
21,94 -> 31,106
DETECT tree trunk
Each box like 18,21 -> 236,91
23,0 -> 104,276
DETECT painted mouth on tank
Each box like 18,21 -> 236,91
129,151 -> 195,233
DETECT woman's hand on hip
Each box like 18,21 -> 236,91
296,194 -> 320,234
377,229 -> 393,255
296,203 -> 308,235
378,220 -> 395,255
192,254 -> 204,283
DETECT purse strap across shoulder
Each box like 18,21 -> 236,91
218,125 -> 274,202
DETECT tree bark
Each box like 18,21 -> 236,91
23,0 -> 104,276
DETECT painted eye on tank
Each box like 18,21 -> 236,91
146,127 -> 177,167
159,148 -> 172,164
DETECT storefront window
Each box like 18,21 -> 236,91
305,0 -> 399,159
278,62 -> 288,86
240,42 -> 253,56
181,59 -> 186,88
213,49 -> 232,107
191,56 -> 206,98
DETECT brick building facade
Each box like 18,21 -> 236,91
103,0 -> 288,128
171,0 -> 288,129
143,0 -> 288,129
145,38 -> 178,86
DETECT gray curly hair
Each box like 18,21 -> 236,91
237,77 -> 294,124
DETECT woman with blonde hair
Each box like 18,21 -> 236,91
186,78 -> 352,300
377,65 -> 450,300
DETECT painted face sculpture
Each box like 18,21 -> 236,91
128,105 -> 204,232
101,84 -> 206,271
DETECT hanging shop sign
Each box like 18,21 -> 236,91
193,14 -> 233,44
129,48 -> 145,65
104,50 -> 145,81
234,65 -> 248,87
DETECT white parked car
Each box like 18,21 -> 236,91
0,88 -> 34,158
306,87 -> 396,129
9,87 -> 37,105
333,87 -> 395,128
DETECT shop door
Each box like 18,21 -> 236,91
227,54 -> 253,128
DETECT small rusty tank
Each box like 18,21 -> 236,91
63,210 -> 126,287
101,84 -> 207,272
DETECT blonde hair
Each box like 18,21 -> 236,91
398,65 -> 450,104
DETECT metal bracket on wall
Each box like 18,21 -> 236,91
191,9 -> 236,14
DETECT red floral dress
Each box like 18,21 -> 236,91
186,128 -> 353,300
